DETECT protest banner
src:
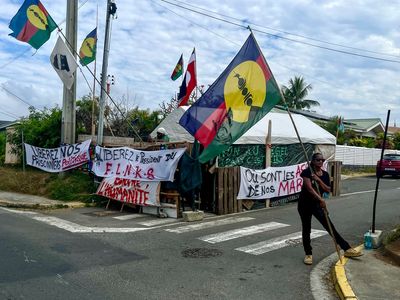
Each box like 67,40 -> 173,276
237,162 -> 308,199
96,177 -> 160,206
93,146 -> 186,181
25,140 -> 91,172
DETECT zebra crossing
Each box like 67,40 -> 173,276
164,216 -> 328,256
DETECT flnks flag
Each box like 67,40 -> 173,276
178,49 -> 196,106
170,54 -> 183,81
50,36 -> 78,89
79,28 -> 97,66
179,33 -> 282,163
9,0 -> 57,50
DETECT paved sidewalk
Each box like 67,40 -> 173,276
332,244 -> 400,299
0,191 -> 85,209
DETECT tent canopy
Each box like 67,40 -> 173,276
152,106 -> 336,145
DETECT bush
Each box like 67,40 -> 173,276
0,166 -> 99,203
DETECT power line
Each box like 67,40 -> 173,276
153,0 -> 340,89
169,0 -> 399,59
0,85 -> 35,107
160,0 -> 400,64
0,110 -> 20,119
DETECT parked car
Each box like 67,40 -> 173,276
376,154 -> 400,178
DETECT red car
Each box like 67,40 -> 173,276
376,154 -> 400,178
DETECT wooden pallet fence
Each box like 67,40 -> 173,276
328,160 -> 342,196
216,167 -> 242,215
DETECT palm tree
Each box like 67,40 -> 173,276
279,76 -> 320,110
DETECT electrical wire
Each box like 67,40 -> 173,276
168,0 -> 399,59
0,85 -> 34,107
160,0 -> 400,64
0,110 -> 20,119
153,0 -> 339,88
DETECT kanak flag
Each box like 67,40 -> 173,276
179,33 -> 282,163
177,49 -> 196,106
9,0 -> 57,50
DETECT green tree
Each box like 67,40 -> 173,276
279,76 -> 320,110
375,132 -> 394,149
108,106 -> 161,141
8,106 -> 61,158
76,94 -> 99,134
393,132 -> 400,150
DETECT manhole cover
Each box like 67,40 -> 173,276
181,248 -> 223,258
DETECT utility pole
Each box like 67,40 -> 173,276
61,0 -> 78,145
97,0 -> 116,146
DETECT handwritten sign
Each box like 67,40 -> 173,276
217,143 -> 314,168
271,143 -> 314,166
217,144 -> 265,168
93,146 -> 186,181
96,177 -> 160,206
25,140 -> 91,172
237,162 -> 308,199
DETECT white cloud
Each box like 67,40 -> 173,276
0,0 -> 399,126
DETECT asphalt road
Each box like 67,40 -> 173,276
0,176 -> 399,300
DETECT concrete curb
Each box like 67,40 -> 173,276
331,245 -> 363,300
384,240 -> 400,266
0,200 -> 86,210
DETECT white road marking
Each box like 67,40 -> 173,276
0,207 -> 38,215
32,216 -> 149,233
113,214 -> 146,220
165,217 -> 255,233
235,229 -> 327,255
137,218 -> 178,227
198,222 -> 290,244
340,190 -> 376,196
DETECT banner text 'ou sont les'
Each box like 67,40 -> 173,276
238,162 -> 308,199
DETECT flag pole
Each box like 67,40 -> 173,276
247,26 -> 343,263
91,4 -> 99,137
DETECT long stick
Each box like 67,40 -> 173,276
323,208 -> 343,264
248,27 -> 342,261
279,92 -> 342,263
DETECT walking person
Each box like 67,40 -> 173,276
298,153 -> 362,265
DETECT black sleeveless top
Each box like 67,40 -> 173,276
298,167 -> 330,206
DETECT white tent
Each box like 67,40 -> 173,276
152,106 -> 336,145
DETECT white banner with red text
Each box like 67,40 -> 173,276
93,146 -> 186,181
96,177 -> 160,206
237,162 -> 308,199
24,140 -> 91,172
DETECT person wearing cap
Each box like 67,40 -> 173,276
156,127 -> 170,142
298,152 -> 362,265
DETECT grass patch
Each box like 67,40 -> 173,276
341,166 -> 376,175
383,225 -> 400,245
0,165 -> 100,203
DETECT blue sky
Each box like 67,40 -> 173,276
1,0 -> 399,126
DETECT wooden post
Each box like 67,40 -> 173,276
265,120 -> 272,208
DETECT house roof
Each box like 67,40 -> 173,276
345,118 -> 383,132
0,120 -> 18,131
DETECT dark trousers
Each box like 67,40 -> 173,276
298,203 -> 351,255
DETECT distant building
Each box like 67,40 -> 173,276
274,106 -> 385,139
